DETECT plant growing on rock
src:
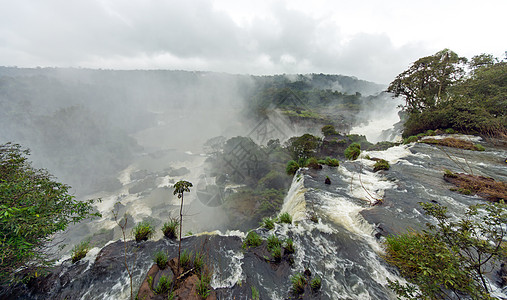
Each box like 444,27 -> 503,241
271,244 -> 282,262
71,240 -> 90,263
310,276 -> 322,291
373,159 -> 390,172
162,217 -> 179,239
261,217 -> 275,230
267,235 -> 281,251
154,275 -> 172,294
291,273 -> 306,295
284,238 -> 295,254
173,180 -> 193,277
243,231 -> 263,248
344,143 -> 361,160
153,251 -> 168,269
278,212 -> 292,224
286,160 -> 300,175
132,221 -> 154,242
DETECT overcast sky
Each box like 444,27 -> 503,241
0,0 -> 505,84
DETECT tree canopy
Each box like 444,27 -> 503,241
0,143 -> 100,286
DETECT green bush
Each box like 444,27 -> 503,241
321,125 -> 338,136
153,251 -> 168,269
311,276 -> 322,291
403,136 -> 419,144
154,275 -> 172,294
306,157 -> 320,169
284,238 -> 295,254
445,128 -> 456,134
323,157 -> 340,167
286,160 -> 300,175
261,217 -> 275,230
162,218 -> 179,239
196,272 -> 212,299
344,143 -> 361,160
271,244 -> 282,262
193,251 -> 205,274
373,159 -> 390,172
243,231 -> 263,248
267,235 -> 281,250
278,212 -> 292,224
180,249 -> 192,270
291,273 -> 306,295
132,221 -> 155,242
71,240 -> 90,263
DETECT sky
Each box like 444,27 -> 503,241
0,0 -> 505,84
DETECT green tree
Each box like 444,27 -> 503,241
173,180 -> 193,278
0,143 -> 100,286
285,134 -> 322,161
387,49 -> 467,114
385,202 -> 506,299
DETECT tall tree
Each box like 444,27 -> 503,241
172,180 -> 193,278
387,49 -> 467,113
0,143 -> 100,287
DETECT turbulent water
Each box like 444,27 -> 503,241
9,133 -> 507,299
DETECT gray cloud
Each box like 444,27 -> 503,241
0,0 -> 438,83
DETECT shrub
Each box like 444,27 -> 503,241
344,143 -> 361,160
267,235 -> 281,250
323,157 -> 340,167
162,218 -> 179,239
373,159 -> 390,172
243,231 -> 263,248
425,129 -> 435,136
154,275 -> 172,294
443,169 -> 457,178
291,273 -> 306,295
474,144 -> 485,151
271,245 -> 282,262
71,240 -> 90,263
278,212 -> 292,224
286,160 -> 300,175
284,238 -> 295,254
132,221 -> 155,242
311,276 -> 322,291
261,217 -> 275,230
153,251 -> 168,269
321,125 -> 338,136
306,157 -> 320,169
403,135 -> 419,144
445,128 -> 456,134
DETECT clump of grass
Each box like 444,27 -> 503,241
193,251 -> 205,274
373,159 -> 390,172
196,272 -> 211,299
267,235 -> 281,250
306,157 -> 321,169
443,169 -> 458,178
474,144 -> 485,151
323,157 -> 340,167
162,218 -> 179,239
291,273 -> 306,295
403,135 -> 419,144
251,286 -> 260,300
261,217 -> 275,230
271,245 -> 282,262
132,221 -> 155,242
284,238 -> 295,254
154,275 -> 172,294
311,276 -> 322,291
278,212 -> 292,224
344,143 -> 361,160
445,128 -> 456,134
243,231 -> 263,248
180,249 -> 192,270
71,240 -> 90,263
153,251 -> 168,269
286,160 -> 300,175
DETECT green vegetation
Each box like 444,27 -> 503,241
310,276 -> 322,291
344,142 -> 361,160
306,157 -> 320,169
284,238 -> 295,254
403,135 -> 419,144
384,202 -> 506,299
132,221 -> 154,242
322,157 -> 340,167
286,134 -> 322,161
271,244 -> 282,262
161,218 -> 179,239
261,217 -> 275,230
193,251 -> 205,274
180,249 -> 192,271
286,160 -> 300,175
290,273 -> 306,295
243,231 -> 263,248
420,137 -> 487,151
173,180 -> 193,277
278,212 -> 292,224
251,286 -> 260,300
267,235 -> 281,250
373,159 -> 390,172
153,251 -> 168,269
0,143 -> 100,285
71,240 -> 90,263
388,49 -> 506,137
153,275 -> 172,295
196,271 -> 212,299
321,124 -> 338,137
